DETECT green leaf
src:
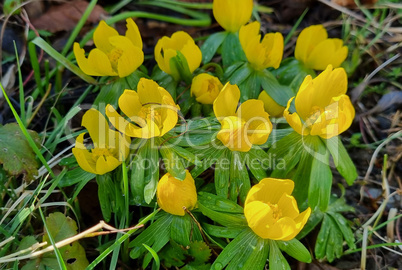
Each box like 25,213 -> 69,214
94,70 -> 144,108
96,174 -> 117,222
188,241 -> 212,265
271,58 -> 315,92
277,238 -> 312,263
268,240 -> 290,270
43,212 -> 77,242
242,237 -> 269,270
190,141 -> 226,178
159,240 -> 187,268
159,140 -> 186,180
314,214 -> 331,259
39,213 -> 89,270
269,131 -> 304,177
230,151 -> 250,202
0,123 -> 40,181
291,146 -> 314,204
131,140 -> 148,204
238,69 -> 261,100
142,244 -> 160,270
215,148 -> 230,198
325,136 -> 358,185
201,31 -> 228,64
197,192 -> 247,228
58,167 -> 94,187
144,140 -> 159,204
221,32 -> 246,67
129,213 -> 172,268
152,67 -> 178,100
226,63 -> 253,93
170,214 -> 192,247
31,37 -> 97,84
170,50 -> 193,84
308,140 -> 332,211
328,212 -> 356,250
202,224 -> 243,239
259,70 -> 294,107
243,148 -> 268,180
297,210 -> 324,239
211,228 -> 259,269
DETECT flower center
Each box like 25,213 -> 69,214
138,105 -> 162,128
108,48 -> 124,71
267,202 -> 282,222
91,147 -> 112,161
304,106 -> 324,127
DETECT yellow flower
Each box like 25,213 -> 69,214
74,18 -> 144,78
105,78 -> 180,139
258,91 -> 285,117
244,178 -> 311,241
284,65 -> 355,139
213,0 -> 253,33
156,170 -> 198,216
295,24 -> 348,70
72,109 -> 130,175
239,21 -> 284,70
191,73 -> 223,104
213,83 -> 272,152
154,31 -> 202,81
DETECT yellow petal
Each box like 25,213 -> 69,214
93,20 -> 118,53
309,94 -> 355,138
106,104 -> 144,137
157,170 -> 198,216
277,193 -> 299,219
213,83 -> 240,121
95,155 -> 121,175
181,39 -> 202,74
265,217 -> 298,241
74,43 -> 103,76
108,36 -> 144,77
239,21 -> 261,55
213,0 -> 253,32
295,24 -> 327,64
245,178 -> 294,205
305,39 -> 346,70
125,18 -> 143,49
294,207 -> 311,233
137,78 -> 163,105
118,89 -> 142,120
244,200 -> 276,238
284,97 -> 308,136
160,98 -> 179,136
87,48 -> 117,76
258,91 -> 285,117
82,109 -> 110,148
217,116 -> 252,152
261,32 -> 284,69
72,147 -> 97,174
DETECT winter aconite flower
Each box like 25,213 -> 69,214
213,0 -> 253,33
72,109 -> 130,175
284,65 -> 355,139
239,21 -> 284,70
106,78 -> 180,139
191,73 -> 223,104
157,170 -> 197,216
244,178 -> 311,241
295,24 -> 348,70
154,31 -> 202,81
74,18 -> 144,78
213,83 -> 272,152
258,91 -> 285,117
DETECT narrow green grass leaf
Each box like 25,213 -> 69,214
31,37 -> 97,84
143,244 -> 161,270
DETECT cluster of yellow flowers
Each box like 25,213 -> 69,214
71,0 -> 355,243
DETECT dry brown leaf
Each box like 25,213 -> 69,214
31,0 -> 107,33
